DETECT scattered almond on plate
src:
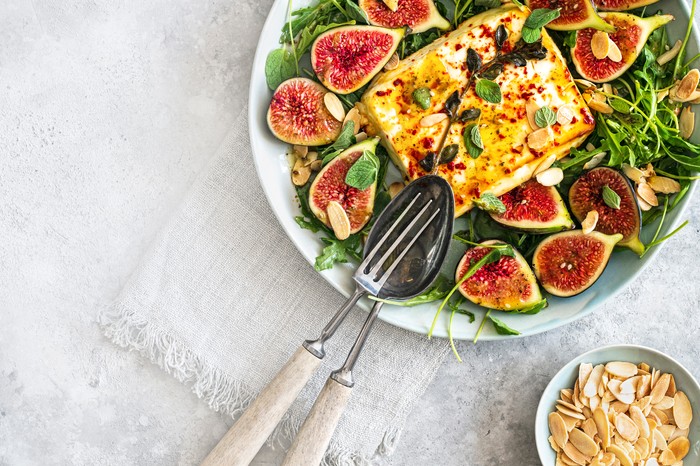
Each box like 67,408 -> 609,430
548,362 -> 693,466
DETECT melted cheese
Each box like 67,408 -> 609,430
361,4 -> 595,217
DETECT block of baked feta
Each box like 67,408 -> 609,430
361,4 -> 595,217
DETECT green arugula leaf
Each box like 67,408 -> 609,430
321,121 -> 356,164
314,235 -> 362,271
296,21 -> 356,55
608,98 -> 631,114
265,48 -> 297,90
447,297 -> 475,323
510,0 -> 524,7
412,87 -> 432,109
535,106 -> 556,127
516,299 -> 548,315
521,26 -> 541,44
345,1 -> 369,24
345,149 -> 380,190
602,185 -> 621,209
524,8 -> 561,29
489,314 -> 521,335
475,79 -> 502,104
473,193 -> 506,214
370,274 -> 454,306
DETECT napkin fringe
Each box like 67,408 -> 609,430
99,302 -> 398,465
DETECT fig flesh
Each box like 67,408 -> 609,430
311,25 -> 404,94
267,77 -> 343,146
490,180 -> 575,234
571,12 -> 673,83
309,138 -> 378,234
359,0 -> 449,34
593,0 -> 660,11
569,167 -> 644,254
456,240 -> 542,312
525,0 -> 614,32
533,230 -> 622,297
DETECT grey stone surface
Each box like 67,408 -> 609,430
1,1 -> 699,465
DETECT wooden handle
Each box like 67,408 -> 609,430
200,347 -> 322,466
281,378 -> 353,466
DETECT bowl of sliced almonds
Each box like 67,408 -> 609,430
536,345 -> 700,466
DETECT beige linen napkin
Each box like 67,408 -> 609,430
100,106 -> 449,465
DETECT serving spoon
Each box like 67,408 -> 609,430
200,175 -> 454,466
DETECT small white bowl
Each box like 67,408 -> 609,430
535,344 -> 700,465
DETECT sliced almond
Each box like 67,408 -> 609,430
620,376 -> 641,395
591,31 -> 611,60
527,127 -> 553,151
549,435 -> 561,453
582,417 -> 598,438
561,412 -> 581,431
638,196 -> 653,212
622,163 -> 646,184
420,112 -> 448,127
354,131 -> 368,142
607,444 -> 634,466
594,407 -> 611,449
637,182 -> 659,207
669,427 -> 689,442
651,374 -> 672,404
536,167 -> 564,187
558,399 -> 584,413
679,106 -> 695,140
326,201 -> 351,240
575,78 -> 597,90
659,448 -> 677,465
557,105 -> 575,125
654,427 -> 669,450
646,458 -> 660,466
583,364 -> 605,397
637,374 -> 652,399
616,413 -> 640,442
291,158 -> 312,186
309,159 -> 323,171
587,93 -> 614,114
635,436 -> 650,459
589,394 -> 601,412
657,40 -> 683,65
563,442 -> 591,465
607,39 -> 623,63
293,144 -> 309,158
343,107 -> 361,135
583,152 -> 606,170
652,407 -> 669,425
658,88 -> 670,102
676,69 -> 700,101
557,404 -> 587,420
324,92 -> 345,122
655,396 -> 675,410
388,182 -> 404,199
630,405 -> 651,439
658,424 -> 676,440
383,52 -> 399,70
570,427 -> 599,457
606,362 -> 638,379
581,210 -> 599,235
561,388 -> 574,403
549,412 -> 569,449
672,391 -> 692,430
608,380 -> 635,405
666,375 -> 677,397
534,154 -> 557,176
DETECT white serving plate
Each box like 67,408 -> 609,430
248,0 -> 698,340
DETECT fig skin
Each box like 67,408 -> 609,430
593,0 -> 660,11
571,12 -> 673,83
308,138 -> 379,234
311,25 -> 405,94
455,240 -> 542,312
526,0 -> 614,32
267,77 -> 343,146
359,0 -> 449,34
569,167 -> 644,255
490,180 -> 575,234
532,230 -> 622,297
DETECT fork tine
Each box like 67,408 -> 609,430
373,207 -> 441,290
357,192 -> 422,272
365,198 -> 433,279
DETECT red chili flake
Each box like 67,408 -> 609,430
580,108 -> 594,125
498,133 -> 506,139
510,118 -> 517,123
408,128 -> 418,135
393,78 -> 404,87
455,43 -> 463,50
454,162 -> 466,170
420,137 -> 434,149
571,117 -> 578,124
447,161 -> 455,170
504,168 -> 512,174
376,90 -> 389,97
521,91 -> 533,100
501,42 -> 513,54
538,86 -> 545,93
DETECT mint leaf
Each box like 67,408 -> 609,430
463,123 -> 484,159
345,1 -> 369,24
521,26 -> 541,44
609,98 -> 631,114
473,193 -> 506,214
602,185 -> 621,209
412,87 -> 431,110
321,121 -> 356,164
535,106 -> 556,127
524,8 -> 561,29
345,149 -> 379,190
471,124 -> 484,149
489,315 -> 521,335
475,79 -> 502,104
265,48 -> 297,90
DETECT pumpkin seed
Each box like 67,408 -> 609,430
419,113 -> 448,127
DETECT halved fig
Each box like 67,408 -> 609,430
571,12 -> 673,83
533,230 -> 622,297
309,138 -> 378,234
526,0 -> 614,32
456,240 -> 542,311
490,180 -> 575,234
359,0 -> 449,34
267,77 -> 343,146
594,0 -> 660,11
569,167 -> 644,255
311,25 -> 405,94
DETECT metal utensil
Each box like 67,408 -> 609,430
200,175 -> 454,466
282,176 -> 454,466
